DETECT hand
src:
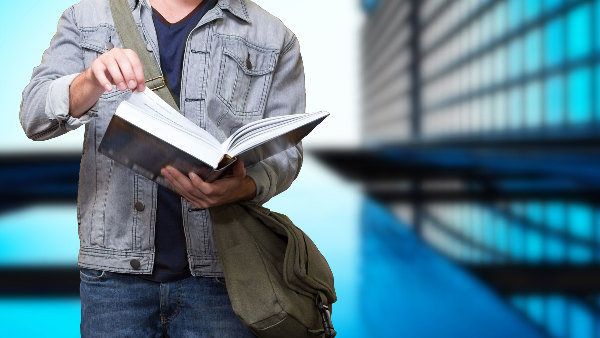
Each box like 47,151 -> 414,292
161,160 -> 257,209
69,48 -> 145,118
88,48 -> 145,92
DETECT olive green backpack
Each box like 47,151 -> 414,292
109,1 -> 337,336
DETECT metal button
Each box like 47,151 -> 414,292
130,259 -> 141,270
134,201 -> 145,212
146,43 -> 153,52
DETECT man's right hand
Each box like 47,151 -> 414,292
69,48 -> 145,118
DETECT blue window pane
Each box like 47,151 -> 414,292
545,75 -> 564,126
509,86 -> 523,129
483,209 -> 495,248
597,209 -> 600,257
546,237 -> 565,262
494,92 -> 507,131
567,204 -> 593,263
525,81 -> 542,128
525,29 -> 541,74
524,0 -> 541,22
526,295 -> 545,325
545,202 -> 566,261
509,0 -> 523,29
568,203 -> 593,239
510,222 -> 525,261
526,230 -> 544,262
509,38 -> 523,79
493,2 -> 507,38
570,301 -> 594,338
495,217 -> 509,254
567,4 -> 592,60
597,64 -> 600,121
547,296 -> 566,337
569,244 -> 593,263
597,0 -> 600,51
494,47 -> 507,84
545,19 -> 564,67
567,67 -> 592,124
526,202 -> 544,224
546,202 -> 565,230
545,0 -> 563,12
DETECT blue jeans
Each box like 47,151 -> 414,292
80,268 -> 255,337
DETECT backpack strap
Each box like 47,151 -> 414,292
108,0 -> 179,111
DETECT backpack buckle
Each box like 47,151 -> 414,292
317,301 -> 336,337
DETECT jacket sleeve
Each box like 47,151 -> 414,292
20,6 -> 92,141
245,35 -> 305,205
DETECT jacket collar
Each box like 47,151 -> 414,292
127,0 -> 251,23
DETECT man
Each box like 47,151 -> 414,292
20,0 -> 305,336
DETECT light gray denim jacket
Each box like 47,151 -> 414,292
20,0 -> 305,276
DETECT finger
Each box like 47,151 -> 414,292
123,49 -> 145,91
113,49 -> 137,90
165,166 -> 196,193
90,63 -> 113,92
188,172 -> 214,195
103,54 -> 127,91
162,168 -> 199,201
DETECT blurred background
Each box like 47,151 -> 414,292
2,0 -> 599,337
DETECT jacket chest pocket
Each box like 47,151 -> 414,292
79,25 -> 117,68
216,37 -> 279,117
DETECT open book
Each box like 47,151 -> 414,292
98,88 -> 328,184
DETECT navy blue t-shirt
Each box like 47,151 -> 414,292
147,0 -> 217,282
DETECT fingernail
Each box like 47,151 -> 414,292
118,82 -> 126,90
104,84 -> 112,91
128,80 -> 136,89
137,84 -> 145,92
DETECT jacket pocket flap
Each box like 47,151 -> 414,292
222,38 -> 278,76
80,26 -> 112,53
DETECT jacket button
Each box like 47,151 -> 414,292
130,259 -> 141,270
134,201 -> 145,212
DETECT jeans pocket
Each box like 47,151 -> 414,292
216,36 -> 278,117
80,268 -> 108,283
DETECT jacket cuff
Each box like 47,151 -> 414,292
245,163 -> 274,205
45,73 -> 94,130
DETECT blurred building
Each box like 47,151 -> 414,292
318,0 -> 600,337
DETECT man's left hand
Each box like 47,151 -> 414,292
161,160 -> 257,209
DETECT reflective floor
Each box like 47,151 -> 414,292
0,156 -> 543,337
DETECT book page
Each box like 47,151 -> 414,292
127,89 -> 220,148
115,93 -> 224,168
225,111 -> 329,158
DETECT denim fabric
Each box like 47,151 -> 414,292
80,268 -> 256,337
20,0 -> 305,276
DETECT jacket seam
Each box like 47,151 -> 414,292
281,34 -> 297,56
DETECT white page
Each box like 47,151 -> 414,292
126,89 -> 220,148
227,111 -> 329,157
115,100 -> 224,168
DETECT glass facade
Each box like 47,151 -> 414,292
361,0 -> 600,337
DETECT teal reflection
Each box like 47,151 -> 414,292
0,298 -> 80,337
0,205 -> 78,266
